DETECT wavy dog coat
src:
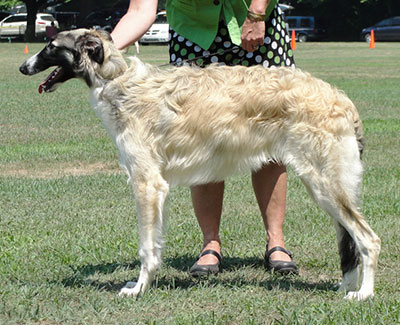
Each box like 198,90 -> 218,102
20,29 -> 380,300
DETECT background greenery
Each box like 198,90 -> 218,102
2,0 -> 400,41
0,42 -> 399,324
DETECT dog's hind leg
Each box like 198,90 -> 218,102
332,220 -> 361,292
300,173 -> 380,300
292,137 -> 380,300
119,173 -> 169,297
337,210 -> 380,301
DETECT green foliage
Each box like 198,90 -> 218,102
0,0 -> 21,11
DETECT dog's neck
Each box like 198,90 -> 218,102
87,44 -> 128,89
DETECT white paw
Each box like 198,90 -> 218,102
119,281 -> 141,297
344,290 -> 374,301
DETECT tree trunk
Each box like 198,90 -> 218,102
24,0 -> 39,41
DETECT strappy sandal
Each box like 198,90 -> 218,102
189,249 -> 222,277
265,246 -> 298,275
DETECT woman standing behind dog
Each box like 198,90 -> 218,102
111,0 -> 298,276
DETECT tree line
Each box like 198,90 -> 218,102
1,0 -> 399,41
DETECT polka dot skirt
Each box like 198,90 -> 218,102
169,6 -> 295,68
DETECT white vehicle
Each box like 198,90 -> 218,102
0,13 -> 59,39
140,11 -> 168,44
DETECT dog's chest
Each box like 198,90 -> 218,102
89,87 -> 120,144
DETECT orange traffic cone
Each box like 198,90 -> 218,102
24,45 -> 29,54
369,30 -> 375,49
291,30 -> 296,50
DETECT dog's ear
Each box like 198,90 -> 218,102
96,29 -> 113,42
78,33 -> 104,64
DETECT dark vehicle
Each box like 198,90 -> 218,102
78,9 -> 126,32
285,16 -> 324,42
0,12 -> 10,21
52,11 -> 79,30
361,17 -> 400,42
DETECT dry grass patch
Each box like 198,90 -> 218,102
0,161 -> 122,179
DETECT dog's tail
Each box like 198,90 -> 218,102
336,88 -> 364,159
353,117 -> 364,159
341,92 -> 364,159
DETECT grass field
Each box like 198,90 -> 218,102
1,41 -> 399,324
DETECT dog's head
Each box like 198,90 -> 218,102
20,28 -> 127,93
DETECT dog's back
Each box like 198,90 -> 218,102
108,59 -> 364,174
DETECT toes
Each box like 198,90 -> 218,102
344,291 -> 374,301
119,281 -> 140,297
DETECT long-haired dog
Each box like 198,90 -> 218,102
20,29 -> 380,300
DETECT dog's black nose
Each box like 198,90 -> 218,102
19,63 -> 28,74
19,63 -> 29,75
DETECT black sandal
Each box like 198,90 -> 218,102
265,246 -> 298,275
189,249 -> 222,277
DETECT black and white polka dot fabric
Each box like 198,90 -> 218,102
168,6 -> 295,68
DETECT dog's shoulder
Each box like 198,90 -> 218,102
126,57 -> 157,79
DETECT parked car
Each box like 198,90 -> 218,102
0,13 -> 59,39
77,9 -> 126,32
51,11 -> 79,30
361,17 -> 400,42
140,11 -> 168,44
285,16 -> 325,42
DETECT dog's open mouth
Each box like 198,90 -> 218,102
38,66 -> 71,94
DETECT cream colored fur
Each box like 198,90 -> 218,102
21,29 -> 380,300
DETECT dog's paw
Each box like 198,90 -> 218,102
119,281 -> 141,297
343,290 -> 374,301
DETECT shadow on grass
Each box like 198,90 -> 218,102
58,254 -> 337,294
59,261 -> 140,292
163,255 -> 336,293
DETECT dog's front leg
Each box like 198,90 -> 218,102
119,174 -> 169,297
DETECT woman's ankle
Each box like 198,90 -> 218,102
202,239 -> 221,251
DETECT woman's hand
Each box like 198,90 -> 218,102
241,18 -> 265,52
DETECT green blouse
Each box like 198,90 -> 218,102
166,0 -> 278,50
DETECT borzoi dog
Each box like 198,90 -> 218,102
20,29 -> 380,300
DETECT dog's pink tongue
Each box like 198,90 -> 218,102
38,77 -> 50,94
38,82 -> 45,94
38,67 -> 62,94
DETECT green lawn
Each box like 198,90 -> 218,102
0,41 -> 399,324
